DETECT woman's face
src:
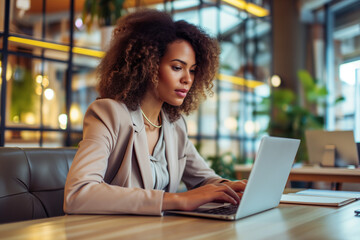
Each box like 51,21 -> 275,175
156,40 -> 196,106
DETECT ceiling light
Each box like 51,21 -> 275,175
222,0 -> 269,17
270,75 -> 281,87
44,88 -> 55,100
218,73 -> 264,88
8,36 -> 105,58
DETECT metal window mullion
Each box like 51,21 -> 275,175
0,0 -> 11,146
65,0 -> 75,146
325,3 -> 335,130
38,0 -> 47,146
215,0 -> 221,157
7,50 -> 68,63
241,18 -> 249,162
252,17 -> 259,156
196,0 -> 203,145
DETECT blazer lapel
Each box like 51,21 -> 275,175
162,111 -> 179,193
131,108 -> 153,190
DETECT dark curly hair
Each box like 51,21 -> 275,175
97,9 -> 220,122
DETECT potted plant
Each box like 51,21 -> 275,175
257,70 -> 344,162
82,0 -> 126,49
207,152 -> 238,180
82,0 -> 126,29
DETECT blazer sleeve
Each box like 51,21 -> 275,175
175,117 -> 229,189
64,99 -> 164,215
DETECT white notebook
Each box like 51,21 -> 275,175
295,189 -> 360,199
280,192 -> 357,207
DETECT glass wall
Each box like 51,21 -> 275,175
0,0 -> 273,165
0,0 -> 101,146
175,1 -> 272,163
9,0 -> 72,44
72,54 -> 100,130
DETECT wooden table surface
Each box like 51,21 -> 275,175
1,201 -> 360,240
235,164 -> 360,183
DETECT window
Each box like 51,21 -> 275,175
1,0 -> 273,164
325,1 -> 360,141
0,0 -> 100,146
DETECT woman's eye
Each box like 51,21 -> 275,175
172,66 -> 182,71
190,69 -> 196,74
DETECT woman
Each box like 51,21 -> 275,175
64,9 -> 246,216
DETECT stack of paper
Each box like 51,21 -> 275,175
280,189 -> 359,207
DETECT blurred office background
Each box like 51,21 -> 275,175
0,0 -> 359,169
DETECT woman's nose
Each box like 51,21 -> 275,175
181,71 -> 193,85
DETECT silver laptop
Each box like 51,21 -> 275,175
167,136 -> 300,220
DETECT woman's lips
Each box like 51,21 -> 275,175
175,89 -> 188,98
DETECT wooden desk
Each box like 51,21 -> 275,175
1,201 -> 360,240
236,164 -> 360,189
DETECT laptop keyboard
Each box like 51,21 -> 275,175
197,204 -> 238,215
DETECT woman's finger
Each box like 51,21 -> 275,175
209,190 -> 238,205
214,184 -> 241,203
225,180 -> 247,192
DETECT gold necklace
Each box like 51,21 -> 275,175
141,109 -> 162,128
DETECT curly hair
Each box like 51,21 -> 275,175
97,9 -> 220,122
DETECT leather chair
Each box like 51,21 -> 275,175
0,147 -> 77,224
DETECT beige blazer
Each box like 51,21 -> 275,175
64,99 -> 224,216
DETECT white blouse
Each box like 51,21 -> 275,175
149,127 -> 170,190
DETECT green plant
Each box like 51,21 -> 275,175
82,0 -> 126,29
258,70 -> 343,162
195,142 -> 238,180
10,67 -> 36,122
208,152 -> 237,180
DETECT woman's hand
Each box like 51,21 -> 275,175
162,180 -> 247,211
222,179 -> 247,198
